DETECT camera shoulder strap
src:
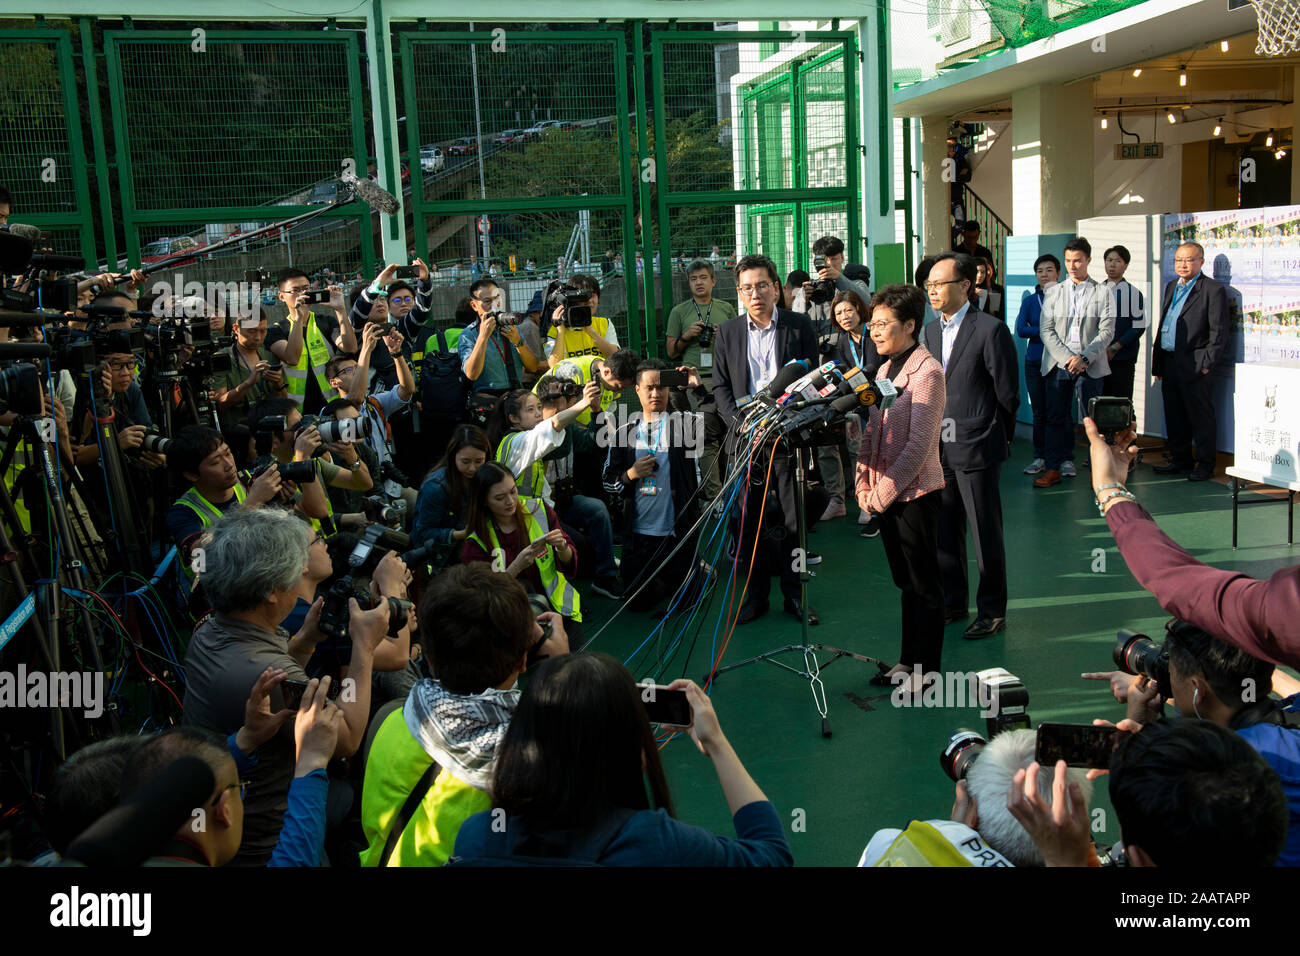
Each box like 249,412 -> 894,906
378,760 -> 441,867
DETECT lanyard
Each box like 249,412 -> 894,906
848,330 -> 866,370
637,416 -> 666,453
692,301 -> 715,327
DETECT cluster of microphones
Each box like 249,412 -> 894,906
737,358 -> 899,441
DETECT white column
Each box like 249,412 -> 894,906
921,113 -> 949,254
1011,82 -> 1094,235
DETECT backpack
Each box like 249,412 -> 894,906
418,327 -> 470,421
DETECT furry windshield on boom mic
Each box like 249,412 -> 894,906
339,168 -> 401,217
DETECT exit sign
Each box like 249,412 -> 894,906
1114,142 -> 1165,160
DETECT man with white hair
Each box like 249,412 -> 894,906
181,507 -> 390,865
857,729 -> 1093,866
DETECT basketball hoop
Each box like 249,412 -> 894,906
1250,0 -> 1300,55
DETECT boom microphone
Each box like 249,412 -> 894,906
340,169 -> 401,216
62,756 -> 216,867
2,223 -> 44,243
29,253 -> 87,272
0,341 -> 53,359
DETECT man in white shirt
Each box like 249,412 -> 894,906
1034,237 -> 1114,488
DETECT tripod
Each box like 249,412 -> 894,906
705,429 -> 886,737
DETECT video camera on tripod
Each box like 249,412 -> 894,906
317,523 -> 413,642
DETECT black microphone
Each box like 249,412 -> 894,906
62,756 -> 216,867
340,170 -> 401,216
30,253 -> 87,272
0,342 -> 53,359
0,312 -> 55,329
735,359 -> 810,410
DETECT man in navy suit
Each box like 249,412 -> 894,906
1151,241 -> 1228,482
923,252 -> 1020,640
713,253 -> 821,625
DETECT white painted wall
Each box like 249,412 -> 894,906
971,124 -> 1012,226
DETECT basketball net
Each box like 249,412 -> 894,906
1250,0 -> 1300,55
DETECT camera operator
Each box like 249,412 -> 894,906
181,506 -> 390,865
458,277 -> 540,392
328,322 -> 417,514
249,396 -> 372,533
665,258 -> 729,506
359,563 -> 567,866
602,359 -> 704,612
540,348 -> 640,431
1086,416 -> 1300,668
858,729 -> 1092,866
489,381 -> 621,599
1009,719 -> 1288,867
545,273 -> 620,365
214,305 -> 287,430
1105,620 -> 1300,866
801,236 -> 871,334
452,656 -> 791,866
266,267 -> 356,413
164,425 -> 285,574
122,673 -> 343,867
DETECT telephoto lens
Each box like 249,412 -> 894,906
487,310 -> 523,327
138,429 -> 173,455
939,728 -> 987,782
277,460 -> 316,483
1113,629 -> 1172,699
316,416 -> 372,444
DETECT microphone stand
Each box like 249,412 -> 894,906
705,407 -> 887,737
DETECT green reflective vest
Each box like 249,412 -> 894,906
174,484 -> 247,580
468,496 -> 581,621
283,311 -> 338,409
494,429 -> 546,502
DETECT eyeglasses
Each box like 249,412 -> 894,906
310,532 -> 326,546
334,366 -> 357,377
924,279 -> 963,292
213,779 -> 250,805
475,293 -> 503,304
737,282 -> 774,296
107,358 -> 137,370
389,296 -> 413,305
284,285 -> 311,296
866,321 -> 897,332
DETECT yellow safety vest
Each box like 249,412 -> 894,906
174,484 -> 247,580
538,354 -> 616,427
283,311 -> 338,409
552,315 -> 612,359
494,429 -> 546,501
468,496 -> 581,621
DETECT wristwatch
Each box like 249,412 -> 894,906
348,458 -> 362,471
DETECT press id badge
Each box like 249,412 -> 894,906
701,351 -> 713,369
639,475 -> 660,496
1067,323 -> 1082,350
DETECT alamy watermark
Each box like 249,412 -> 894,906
148,272 -> 262,323
889,668 -> 999,716
0,666 -> 105,718
594,408 -> 704,458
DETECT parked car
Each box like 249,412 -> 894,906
140,235 -> 204,266
524,119 -> 564,138
447,137 -> 478,156
420,146 -> 445,173
493,129 -> 526,146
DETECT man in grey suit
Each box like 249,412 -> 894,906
1034,237 -> 1115,488
923,252 -> 1020,640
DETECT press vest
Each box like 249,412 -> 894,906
539,354 -> 614,427
283,312 -> 338,408
174,484 -> 247,579
495,429 -> 547,502
468,497 -> 581,621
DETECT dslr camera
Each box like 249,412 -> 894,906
808,254 -> 836,305
695,323 -> 716,348
241,455 -> 316,484
317,523 -> 414,642
1113,628 -> 1171,699
938,668 -> 1031,782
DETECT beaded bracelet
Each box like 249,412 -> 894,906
1097,489 -> 1137,515
1093,482 -> 1127,507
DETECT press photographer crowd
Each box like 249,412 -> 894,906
3,178 -> 1299,871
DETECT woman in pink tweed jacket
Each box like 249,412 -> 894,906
856,285 -> 947,694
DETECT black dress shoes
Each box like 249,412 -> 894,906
1188,467 -> 1214,482
1153,462 -> 1192,475
944,608 -> 969,626
737,601 -> 770,625
783,598 -> 819,625
963,616 -> 1006,640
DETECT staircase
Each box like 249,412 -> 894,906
962,184 -> 1012,273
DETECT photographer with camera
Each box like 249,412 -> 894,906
1086,415 -> 1300,668
545,273 -> 620,366
359,563 -> 567,866
181,507 -> 391,865
461,461 -> 584,645
665,259 -> 729,506
540,348 -> 640,431
602,359 -> 704,612
489,380 -> 622,599
1101,619 -> 1300,865
1008,719 -> 1288,867
412,425 -> 492,560
458,278 -> 540,393
266,267 -> 356,414
328,322 -> 416,509
859,729 -> 1093,866
452,654 -> 791,866
249,396 -> 373,533
165,425 -> 285,574
214,305 -> 287,431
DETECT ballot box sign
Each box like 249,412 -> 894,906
1234,363 -> 1300,484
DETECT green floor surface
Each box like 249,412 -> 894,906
575,438 -> 1299,866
